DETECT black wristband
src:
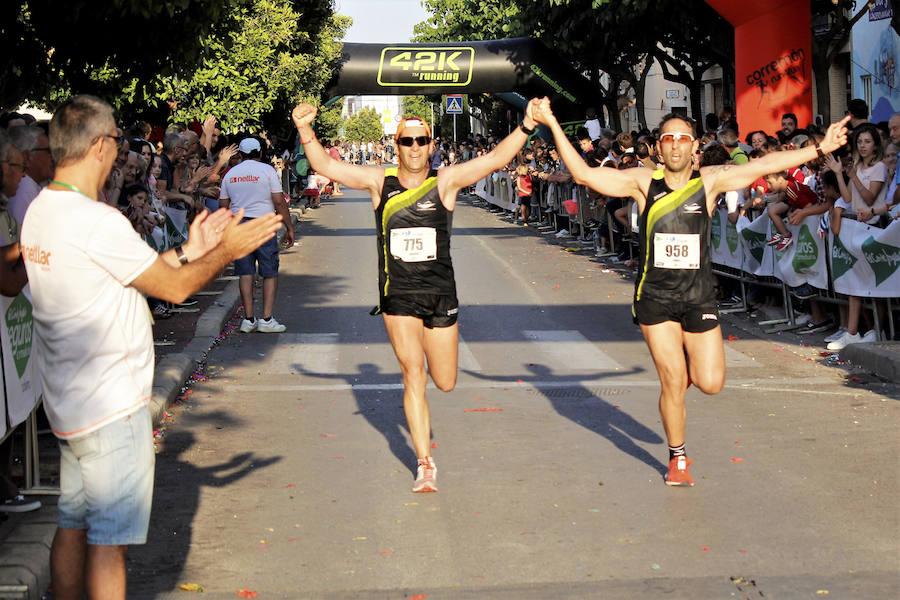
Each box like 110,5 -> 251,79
519,122 -> 536,135
175,245 -> 189,265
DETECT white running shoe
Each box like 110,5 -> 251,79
240,318 -> 257,333
826,330 -> 862,351
412,457 -> 437,493
823,327 -> 846,343
860,329 -> 878,343
257,316 -> 286,333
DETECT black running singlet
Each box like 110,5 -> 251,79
375,168 -> 455,298
634,170 -> 716,305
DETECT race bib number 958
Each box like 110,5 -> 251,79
390,227 -> 437,262
653,233 -> 699,269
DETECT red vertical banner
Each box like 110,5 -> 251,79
706,0 -> 813,137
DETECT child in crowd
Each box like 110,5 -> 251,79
122,184 -> 164,237
764,171 -> 821,250
303,169 -> 328,209
516,163 -> 532,225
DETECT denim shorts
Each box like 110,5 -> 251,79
234,218 -> 280,278
57,405 -> 155,545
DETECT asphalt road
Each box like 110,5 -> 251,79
128,185 -> 900,599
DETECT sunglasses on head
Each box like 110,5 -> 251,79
659,132 -> 695,145
397,136 -> 431,147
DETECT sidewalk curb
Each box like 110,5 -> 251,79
840,341 -> 900,383
148,279 -> 241,426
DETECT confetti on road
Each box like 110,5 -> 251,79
353,536 -> 367,541
731,458 -> 744,463
380,550 -> 394,555
816,591 -> 829,595
651,563 -> 661,570
237,589 -> 258,598
464,407 -> 503,412
520,531 -> 536,535
285,484 -> 296,488
554,285 -> 560,289
701,546 -> 709,552
774,347 -> 784,352
410,595 -> 428,600
179,583 -> 203,592
320,433 -> 337,437
727,335 -> 739,341
404,502 -> 418,506
286,537 -> 303,542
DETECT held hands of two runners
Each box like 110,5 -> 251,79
532,97 -> 556,127
292,103 -> 318,130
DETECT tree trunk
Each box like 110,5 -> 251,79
812,50 -> 832,124
688,78 -> 703,123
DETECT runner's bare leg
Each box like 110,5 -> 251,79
383,314 -> 432,459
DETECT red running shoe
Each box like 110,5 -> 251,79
665,456 -> 694,487
412,457 -> 437,493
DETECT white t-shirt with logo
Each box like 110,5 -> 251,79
219,159 -> 282,218
21,189 -> 158,439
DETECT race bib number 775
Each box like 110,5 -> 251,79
390,227 -> 437,262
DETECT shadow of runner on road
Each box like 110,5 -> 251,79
292,362 -> 424,476
462,363 -> 668,477
127,430 -> 282,596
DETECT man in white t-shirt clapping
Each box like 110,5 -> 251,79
21,95 -> 282,600
220,137 -> 294,333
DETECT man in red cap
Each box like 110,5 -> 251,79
292,101 -> 539,492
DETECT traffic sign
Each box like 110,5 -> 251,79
445,94 -> 463,115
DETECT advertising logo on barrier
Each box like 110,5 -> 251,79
831,235 -> 857,279
5,294 -> 32,378
741,227 -> 767,264
791,225 -> 818,272
711,210 -> 722,249
378,47 -> 475,87
726,220 -> 739,253
861,235 -> 900,285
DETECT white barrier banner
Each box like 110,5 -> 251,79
710,208 -> 743,269
773,215 -> 829,289
830,218 -> 900,298
0,285 -> 40,429
736,213 -> 775,276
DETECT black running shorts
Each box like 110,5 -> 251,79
381,294 -> 459,328
632,297 -> 719,333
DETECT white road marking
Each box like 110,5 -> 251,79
456,333 -> 482,372
522,330 -> 622,370
263,333 -> 340,374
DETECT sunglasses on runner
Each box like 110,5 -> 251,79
397,136 -> 431,147
659,132 -> 695,145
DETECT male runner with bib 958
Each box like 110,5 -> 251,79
292,100 -> 540,492
533,98 -> 849,486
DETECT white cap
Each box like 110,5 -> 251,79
239,137 -> 261,154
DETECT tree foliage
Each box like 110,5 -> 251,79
1,0 -> 344,135
414,0 -> 732,130
315,102 -> 345,142
344,107 -> 384,142
160,0 -> 349,133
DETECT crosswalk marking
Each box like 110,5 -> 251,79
521,330 -> 622,371
264,333 -> 340,374
456,333 -> 482,372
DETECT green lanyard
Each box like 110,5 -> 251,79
50,180 -> 87,196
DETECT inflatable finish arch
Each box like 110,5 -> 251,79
705,0 -> 814,137
323,38 -> 596,129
